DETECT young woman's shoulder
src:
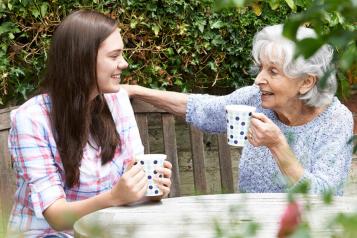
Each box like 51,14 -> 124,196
11,94 -> 51,124
103,89 -> 134,116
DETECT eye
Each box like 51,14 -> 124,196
110,54 -> 120,59
269,67 -> 279,75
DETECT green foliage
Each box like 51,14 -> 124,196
281,0 -> 357,99
0,0 -> 294,107
213,204 -> 260,238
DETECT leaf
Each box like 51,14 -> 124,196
210,20 -> 224,29
322,189 -> 333,204
130,19 -> 138,29
174,79 -> 183,86
151,25 -> 160,36
0,22 -> 16,35
40,3 -> 49,18
166,47 -> 174,56
339,44 -> 357,71
295,38 -> 324,59
252,3 -> 262,16
268,0 -> 280,10
283,20 -> 301,41
284,0 -> 297,11
31,7 -> 40,18
196,19 -> 206,33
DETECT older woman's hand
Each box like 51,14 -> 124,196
248,113 -> 286,149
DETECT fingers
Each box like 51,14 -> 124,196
124,159 -> 135,173
251,112 -> 269,122
155,166 -> 172,179
154,177 -> 171,197
163,160 -> 172,169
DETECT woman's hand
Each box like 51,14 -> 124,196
248,112 -> 286,149
110,162 -> 147,206
120,84 -> 136,97
148,160 -> 172,202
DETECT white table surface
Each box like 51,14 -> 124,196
74,193 -> 357,238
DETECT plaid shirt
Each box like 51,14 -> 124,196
7,90 -> 144,237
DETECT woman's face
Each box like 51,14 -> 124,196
95,29 -> 128,97
254,58 -> 304,112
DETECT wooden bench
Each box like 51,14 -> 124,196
0,99 -> 235,236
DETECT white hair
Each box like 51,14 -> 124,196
252,24 -> 337,107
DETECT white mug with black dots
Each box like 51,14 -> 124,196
225,105 -> 256,147
134,154 -> 166,196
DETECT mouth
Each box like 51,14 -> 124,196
111,74 -> 121,80
260,90 -> 274,96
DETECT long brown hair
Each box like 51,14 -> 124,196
42,10 -> 120,188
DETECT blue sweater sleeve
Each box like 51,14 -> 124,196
186,85 -> 260,133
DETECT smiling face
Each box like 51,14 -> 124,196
254,57 -> 305,113
94,29 -> 128,98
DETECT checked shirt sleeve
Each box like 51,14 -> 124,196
9,108 -> 65,218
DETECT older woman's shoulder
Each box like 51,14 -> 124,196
322,97 -> 353,125
328,97 -> 352,116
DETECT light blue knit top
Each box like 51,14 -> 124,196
186,85 -> 353,195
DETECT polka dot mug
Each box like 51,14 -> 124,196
134,154 -> 167,196
225,105 -> 256,147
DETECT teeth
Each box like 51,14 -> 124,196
261,91 -> 273,95
112,75 -> 120,79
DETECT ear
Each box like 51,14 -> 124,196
299,75 -> 317,95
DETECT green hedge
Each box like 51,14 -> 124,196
1,0 -> 295,107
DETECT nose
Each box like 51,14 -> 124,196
117,57 -> 128,70
254,70 -> 267,85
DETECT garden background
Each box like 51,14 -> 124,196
1,0 -> 356,108
0,0 -> 357,237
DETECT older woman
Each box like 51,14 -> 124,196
122,24 -> 353,195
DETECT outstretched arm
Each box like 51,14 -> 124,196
121,85 -> 188,118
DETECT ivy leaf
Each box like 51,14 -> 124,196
40,2 -> 49,17
211,20 -> 224,29
31,7 -> 40,18
174,79 -> 183,86
196,19 -> 206,33
0,22 -> 16,35
166,47 -> 174,56
151,25 -> 160,36
130,19 -> 138,29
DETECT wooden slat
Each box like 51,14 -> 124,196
0,107 -> 14,131
189,125 -> 207,194
217,134 -> 234,193
0,129 -> 16,236
131,99 -> 166,113
162,114 -> 180,197
135,114 -> 150,154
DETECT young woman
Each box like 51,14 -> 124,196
8,10 -> 172,237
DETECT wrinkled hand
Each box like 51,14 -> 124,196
110,161 -> 147,206
150,160 -> 172,201
248,112 -> 286,148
